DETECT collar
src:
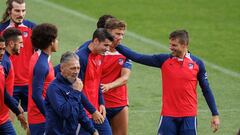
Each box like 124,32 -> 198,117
56,73 -> 72,86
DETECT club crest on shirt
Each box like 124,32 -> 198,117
188,63 -> 194,70
23,31 -> 28,38
118,58 -> 124,65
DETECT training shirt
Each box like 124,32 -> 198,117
28,50 -> 54,124
75,40 -> 105,117
101,51 -> 132,108
0,20 -> 36,86
116,45 -> 219,117
45,73 -> 96,135
1,51 -> 14,95
0,64 -> 20,125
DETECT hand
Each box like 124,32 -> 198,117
92,111 -> 104,124
211,115 -> 220,133
72,78 -> 83,92
100,83 -> 112,93
17,113 -> 28,130
99,105 -> 106,119
93,130 -> 99,135
18,105 -> 24,114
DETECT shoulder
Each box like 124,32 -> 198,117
190,54 -> 204,66
22,20 -> 36,29
0,20 -> 10,32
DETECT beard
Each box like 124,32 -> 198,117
12,47 -> 20,55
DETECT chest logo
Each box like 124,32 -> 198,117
188,63 -> 194,70
118,58 -> 124,65
23,31 -> 28,38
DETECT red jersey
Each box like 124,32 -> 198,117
116,45 -> 219,117
101,51 -> 132,108
76,41 -> 105,117
28,50 -> 54,124
0,20 -> 36,86
0,65 -> 8,125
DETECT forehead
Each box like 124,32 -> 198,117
12,1 -> 26,9
64,58 -> 79,66
100,39 -> 112,44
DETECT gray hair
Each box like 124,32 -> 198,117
60,51 -> 79,64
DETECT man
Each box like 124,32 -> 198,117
0,34 -> 27,134
45,51 -> 99,135
75,28 -> 114,135
100,18 -> 132,135
115,30 -> 220,134
0,0 -> 36,115
28,23 -> 57,135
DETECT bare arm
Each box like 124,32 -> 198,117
101,68 -> 131,93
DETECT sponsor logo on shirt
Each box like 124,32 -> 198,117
204,72 -> 208,79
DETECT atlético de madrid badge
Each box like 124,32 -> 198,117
188,63 -> 194,69
23,31 -> 28,38
118,58 -> 124,65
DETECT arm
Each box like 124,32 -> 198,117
197,60 -> 220,132
4,89 -> 20,115
32,65 -> 48,116
4,89 -> 27,129
101,59 -> 132,92
116,45 -> 169,67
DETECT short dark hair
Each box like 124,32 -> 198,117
31,23 -> 58,50
60,51 -> 79,64
92,28 -> 114,42
169,30 -> 189,45
97,15 -> 115,28
105,18 -> 126,30
1,0 -> 25,23
2,27 -> 22,45
0,36 -> 4,42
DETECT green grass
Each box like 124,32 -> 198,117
1,0 -> 240,134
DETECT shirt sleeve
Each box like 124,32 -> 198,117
81,92 -> 96,114
123,59 -> 132,70
4,89 -> 21,116
32,63 -> 48,116
116,45 -> 169,68
197,60 -> 219,116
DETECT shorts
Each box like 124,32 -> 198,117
157,116 -> 197,135
13,85 -> 28,112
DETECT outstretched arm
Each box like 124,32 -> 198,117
116,45 -> 169,68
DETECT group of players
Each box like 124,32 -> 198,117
0,0 -> 220,135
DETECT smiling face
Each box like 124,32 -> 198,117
169,38 -> 187,58
9,1 -> 26,25
93,38 -> 112,55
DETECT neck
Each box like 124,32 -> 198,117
5,47 -> 13,55
179,49 -> 188,58
42,47 -> 52,55
88,42 -> 97,54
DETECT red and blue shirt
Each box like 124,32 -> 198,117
116,45 -> 219,117
28,50 -> 54,124
101,51 -> 132,108
0,20 -> 36,86
75,41 -> 105,117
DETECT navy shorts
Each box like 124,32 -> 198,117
157,116 -> 197,135
13,85 -> 28,112
79,118 -> 112,135
106,106 -> 125,120
0,120 -> 16,135
29,122 -> 45,135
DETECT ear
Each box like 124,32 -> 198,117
93,38 -> 99,45
8,40 -> 14,48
